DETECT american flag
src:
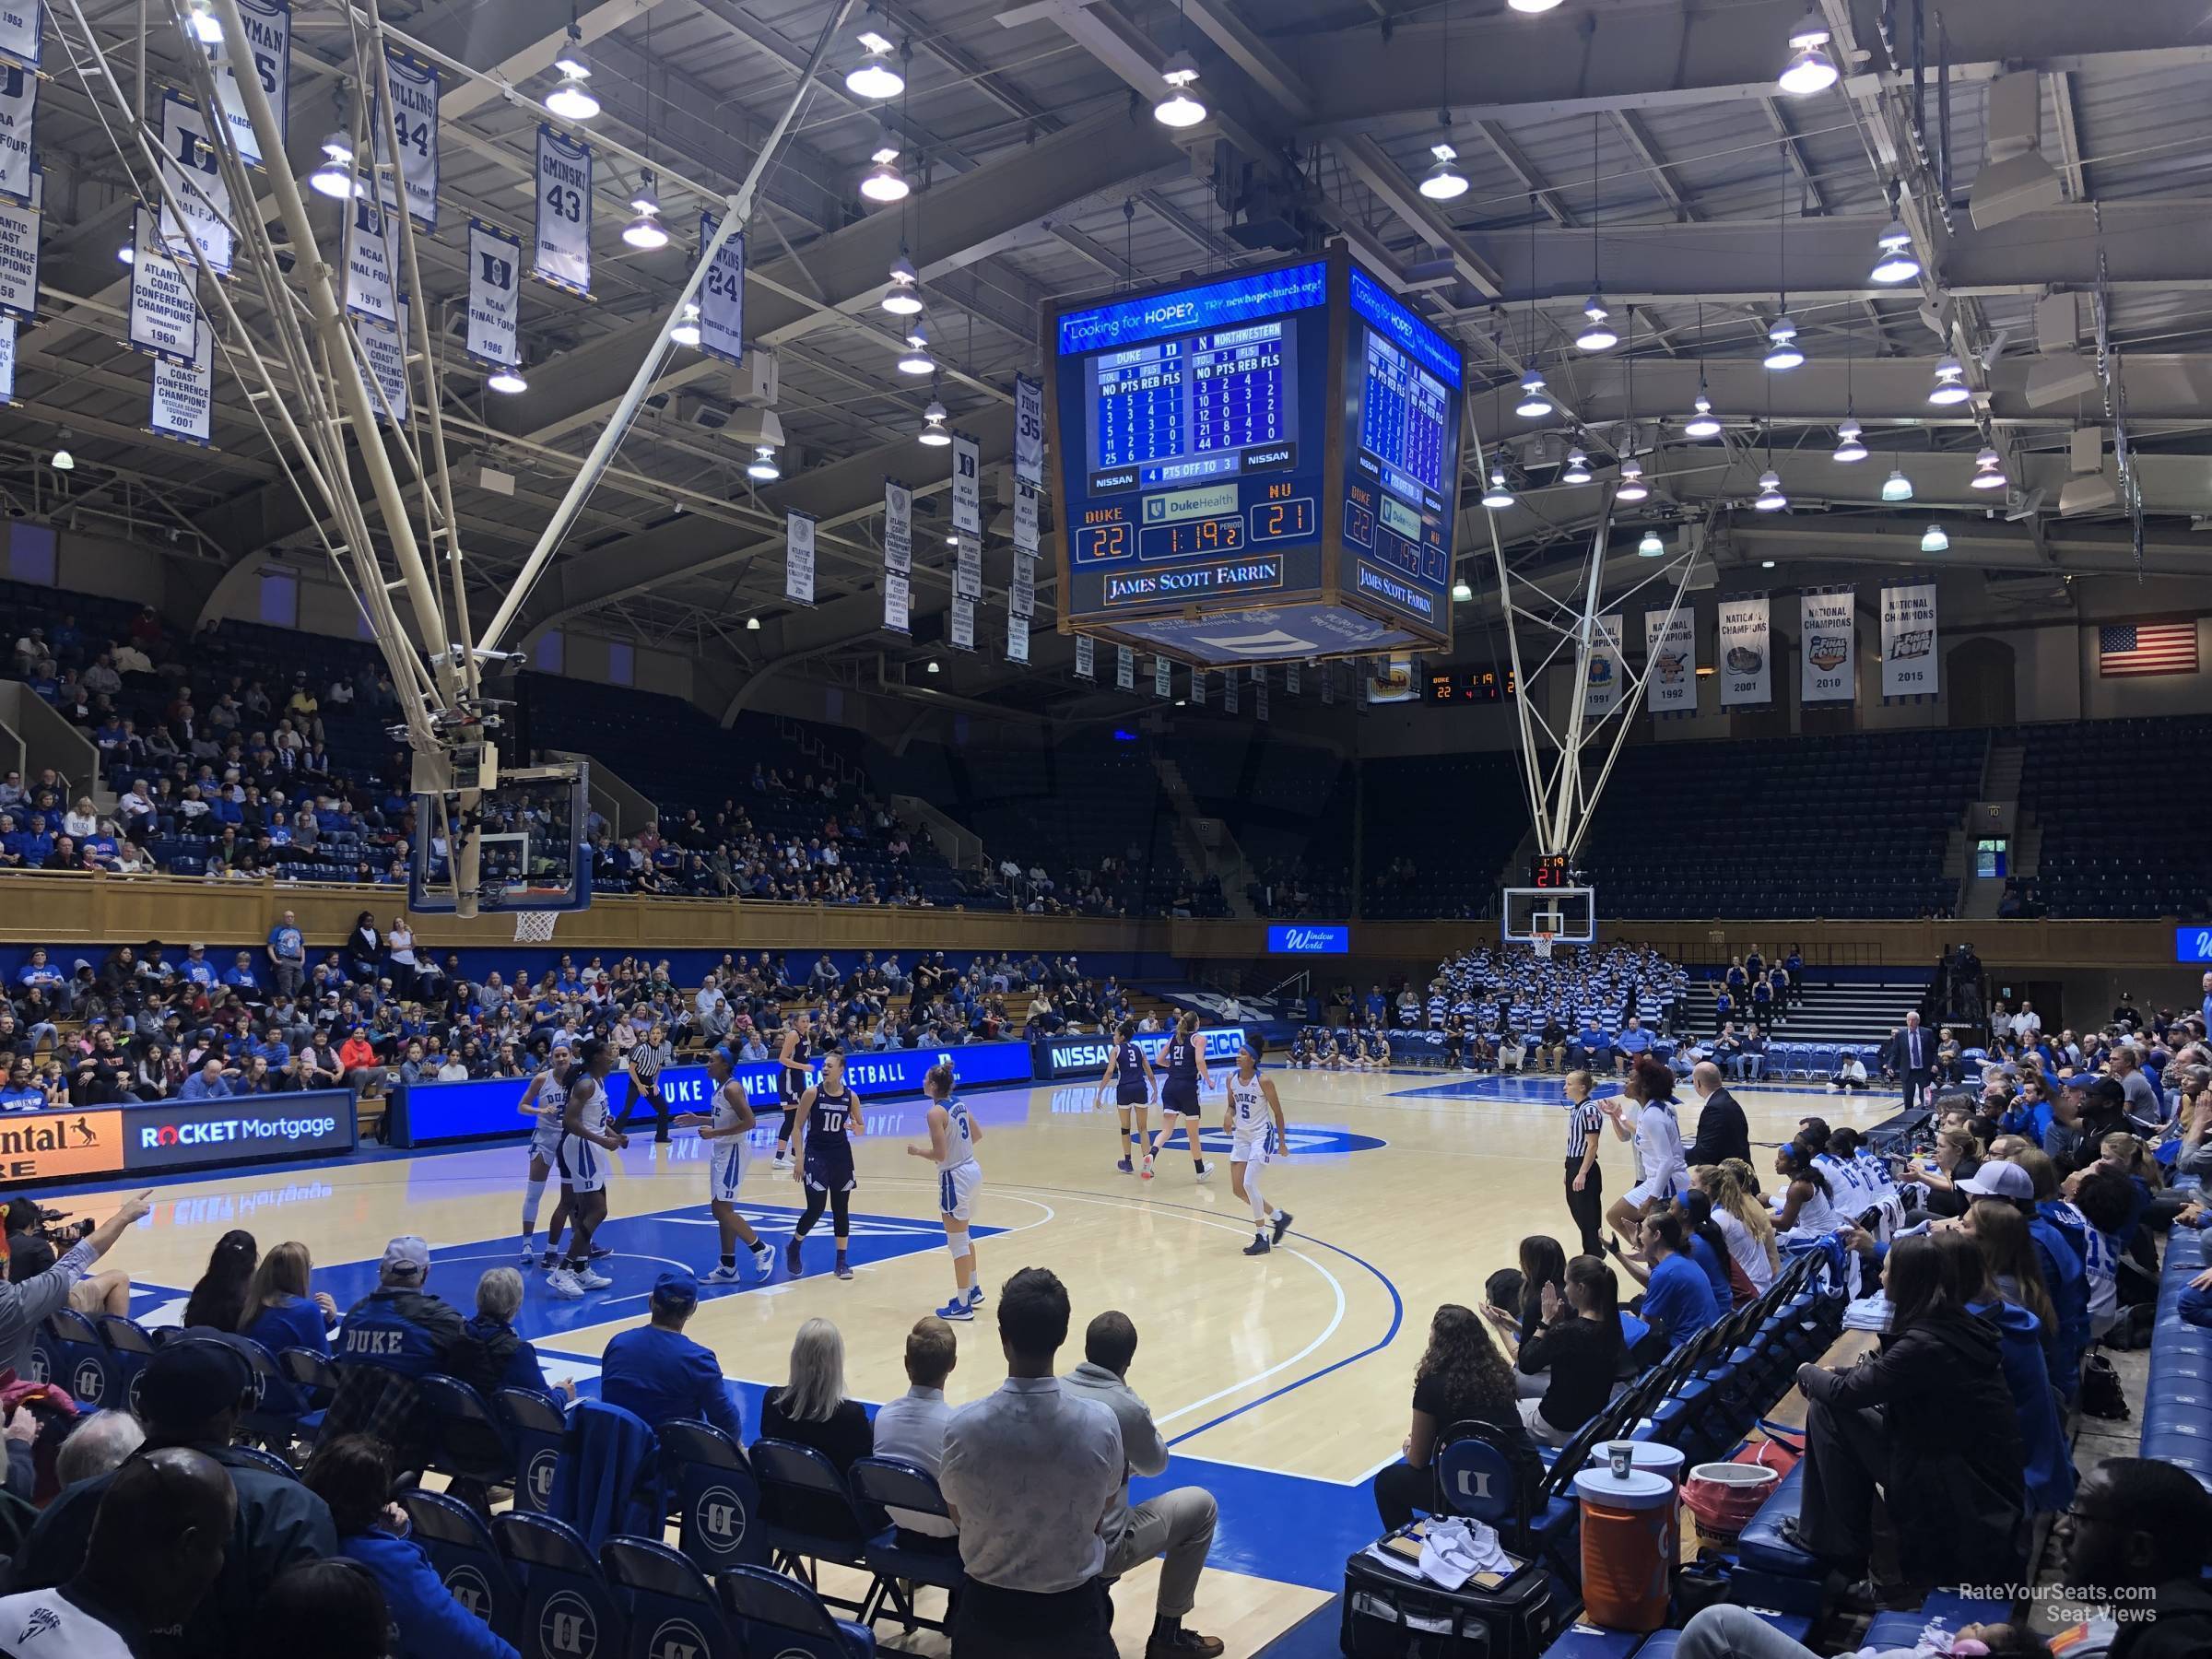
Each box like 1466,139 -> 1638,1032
2099,621 -> 2199,677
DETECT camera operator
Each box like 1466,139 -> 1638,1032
2,1192 -> 149,1370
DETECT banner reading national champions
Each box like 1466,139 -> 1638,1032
1046,246 -> 1462,668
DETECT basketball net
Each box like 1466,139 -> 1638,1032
1534,932 -> 1556,959
512,912 -> 559,945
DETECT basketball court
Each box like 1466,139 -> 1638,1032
91,1058 -> 1885,1656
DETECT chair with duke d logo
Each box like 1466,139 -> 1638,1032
94,1317 -> 156,1416
496,1511 -> 630,1659
403,1488 -> 522,1645
748,1439 -> 885,1607
1435,1423 -> 1520,1531
502,1385 -> 571,1514
420,1373 -> 518,1513
45,1310 -> 114,1407
657,1419 -> 765,1576
602,1534 -> 737,1659
847,1455 -> 963,1633
715,1564 -> 876,1659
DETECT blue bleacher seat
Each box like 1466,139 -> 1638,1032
601,1534 -> 738,1659
848,1455 -> 963,1630
717,1564 -> 876,1659
496,1511 -> 630,1659
403,1488 -> 522,1643
45,1309 -> 116,1407
656,1418 -> 767,1573
501,1385 -> 570,1513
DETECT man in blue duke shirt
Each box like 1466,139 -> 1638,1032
266,909 -> 306,999
1569,1017 -> 1611,1075
1615,1016 -> 1653,1074
181,941 -> 218,990
179,1057 -> 238,1100
599,1271 -> 742,1441
15,947 -> 63,994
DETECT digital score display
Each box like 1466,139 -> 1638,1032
1424,665 -> 1517,704
1529,853 -> 1572,889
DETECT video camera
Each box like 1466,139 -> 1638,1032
4,1197 -> 93,1282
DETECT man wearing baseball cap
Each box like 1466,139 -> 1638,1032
599,1270 -> 741,1441
10,1341 -> 335,1656
324,1236 -> 467,1461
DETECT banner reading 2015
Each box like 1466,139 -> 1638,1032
1880,582 -> 1939,700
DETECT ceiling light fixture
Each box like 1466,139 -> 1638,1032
1514,370 -> 1552,419
1480,468 -> 1515,511
309,133 -> 355,199
487,367 -> 528,395
185,0 -> 223,45
1764,312 -> 1804,371
1760,559 -> 1777,570
918,397 -> 952,445
1921,523 -> 1949,553
670,302 -> 701,347
1833,415 -> 1867,464
1928,356 -> 1972,406
1638,528 -> 1665,557
860,145 -> 909,204
897,319 -> 935,375
746,444 -> 781,482
1616,457 -> 1649,503
1971,446 -> 2008,490
1870,216 -> 1920,284
1561,449 -> 1593,484
115,240 -> 135,265
1420,137 -> 1469,203
1755,468 -> 1788,512
1684,388 -> 1722,441
846,27 -> 905,100
746,617 -> 761,631
1880,465 -> 1913,501
925,659 -> 940,674
1154,50 -> 1206,128
1452,578 -> 1474,602
1777,12 -> 1840,97
546,31 -> 600,123
49,431 -> 74,472
1507,0 -> 1564,12
1576,292 -> 1618,352
621,177 -> 669,250
882,253 -> 924,315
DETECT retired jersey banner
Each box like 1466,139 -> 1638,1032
1154,655 -> 1171,698
696,214 -> 744,366
1115,644 -> 1134,690
127,206 -> 197,364
0,57 -> 33,203
1717,594 -> 1771,708
1191,668 -> 1207,707
0,315 -> 16,404
1009,554 -> 1035,621
1320,665 -> 1335,705
1880,582 -> 1938,700
949,595 -> 976,653
1582,612 -> 1626,720
1643,606 -> 1696,716
465,219 -> 521,368
379,49 -> 439,229
1012,476 -> 1039,556
1074,633 -> 1095,682
954,534 -> 982,601
149,320 -> 212,446
1799,587 -> 1856,704
0,1 -> 37,69
882,479 -> 912,573
0,183 -> 36,321
1256,677 -> 1270,721
1006,614 -> 1030,665
1014,371 -> 1044,486
360,302 -> 407,425
341,192 -> 397,325
160,93 -> 230,277
1222,669 -> 1239,714
532,126 -> 591,296
784,510 -> 816,606
950,431 -> 981,535
881,570 -> 909,635
207,0 -> 289,171
1285,662 -> 1300,696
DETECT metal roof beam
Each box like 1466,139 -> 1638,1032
1610,110 -> 1701,223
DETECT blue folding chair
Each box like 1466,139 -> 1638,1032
657,1419 -> 767,1574
602,1535 -> 738,1659
88,1315 -> 155,1415
716,1564 -> 876,1659
501,1385 -> 569,1514
46,1310 -> 115,1407
279,1347 -> 341,1411
228,1444 -> 302,1479
748,1439 -> 886,1606
1434,1425 -> 1520,1530
403,1488 -> 522,1644
848,1455 -> 963,1632
496,1511 -> 630,1659
419,1373 -> 518,1499
237,1339 -> 316,1455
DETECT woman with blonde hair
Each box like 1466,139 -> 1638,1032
239,1241 -> 339,1355
1693,1163 -> 1778,1287
760,1316 -> 872,1477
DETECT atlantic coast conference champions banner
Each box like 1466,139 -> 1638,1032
1880,582 -> 1939,700
1717,594 -> 1771,708
1643,606 -> 1696,715
1799,587 -> 1856,704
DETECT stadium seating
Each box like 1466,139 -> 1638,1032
2016,715 -> 2212,917
1360,751 -> 1530,919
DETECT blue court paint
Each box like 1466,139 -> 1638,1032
1388,1075 -> 1622,1103
1251,1599 -> 1344,1659
1134,1453 -> 1379,1594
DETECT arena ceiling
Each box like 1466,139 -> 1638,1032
7,0 -> 2212,714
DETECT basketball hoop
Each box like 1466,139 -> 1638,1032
512,911 -> 559,945
1533,931 -> 1556,959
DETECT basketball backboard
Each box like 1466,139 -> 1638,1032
409,759 -> 593,916
1501,887 -> 1596,956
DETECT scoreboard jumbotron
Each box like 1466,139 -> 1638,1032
1046,245 -> 1465,668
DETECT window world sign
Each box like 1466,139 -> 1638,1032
1268,924 -> 1349,955
2177,925 -> 2212,964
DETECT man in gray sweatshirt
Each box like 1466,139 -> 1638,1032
1061,1310 -> 1224,1659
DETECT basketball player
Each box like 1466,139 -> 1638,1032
1147,1011 -> 1212,1183
548,1039 -> 625,1299
907,1060 -> 985,1319
1097,1018 -> 1156,1175
1225,1041 -> 1293,1256
787,1047 -> 865,1280
771,1011 -> 815,1170
515,1042 -> 571,1265
673,1046 -> 775,1283
1599,1054 -> 1688,1239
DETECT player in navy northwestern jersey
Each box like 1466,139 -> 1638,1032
908,1061 -> 986,1319
673,1046 -> 775,1282
771,1012 -> 816,1169
1097,1017 -> 1156,1175
1148,1011 -> 1213,1183
1225,1041 -> 1294,1255
787,1048 -> 866,1280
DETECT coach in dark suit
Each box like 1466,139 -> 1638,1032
1885,1013 -> 1936,1109
1685,1062 -> 1750,1168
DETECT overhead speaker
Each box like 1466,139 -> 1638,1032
2024,353 -> 2099,408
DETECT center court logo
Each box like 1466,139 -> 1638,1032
1194,1126 -> 1385,1157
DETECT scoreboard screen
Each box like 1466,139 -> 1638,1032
1048,249 -> 1465,667
1423,665 -> 1517,704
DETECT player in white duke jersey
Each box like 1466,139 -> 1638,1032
516,1043 -> 576,1265
907,1060 -> 986,1320
673,1046 -> 775,1283
548,1040 -> 626,1300
1225,1041 -> 1294,1256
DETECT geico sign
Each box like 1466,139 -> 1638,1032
140,1116 -> 340,1147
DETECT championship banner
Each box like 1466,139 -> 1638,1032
1320,665 -> 1335,705
783,509 -> 816,606
881,570 -> 909,635
1880,581 -> 1939,700
1716,594 -> 1771,708
1073,633 -> 1095,681
360,302 -> 407,424
1154,655 -> 1171,698
341,192 -> 396,325
1799,586 -> 1856,704
1009,553 -> 1034,621
950,431 -> 980,535
149,321 -> 212,446
379,49 -> 439,229
949,595 -> 976,653
1643,606 -> 1696,716
1011,476 -> 1038,555
465,219 -> 521,368
1006,615 -> 1030,665
696,214 -> 744,366
0,316 -> 17,405
0,182 -> 37,321
127,206 -> 197,364
1256,677 -> 1270,721
532,126 -> 591,296
1582,612 -> 1626,720
1222,670 -> 1239,714
1014,371 -> 1043,486
159,93 -> 231,277
1115,644 -> 1134,689
0,57 -> 34,203
207,0 -> 289,171
954,534 -> 982,601
0,2 -> 36,70
882,479 -> 912,573
1286,662 -> 1300,696
1191,668 -> 1206,707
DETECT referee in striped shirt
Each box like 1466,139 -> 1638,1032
1562,1068 -> 1606,1258
623,1020 -> 677,1143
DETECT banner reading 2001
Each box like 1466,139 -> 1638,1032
1880,582 -> 1939,700
1717,594 -> 1771,708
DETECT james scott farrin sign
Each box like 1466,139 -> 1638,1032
1268,924 -> 1349,955
2178,924 -> 2212,964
